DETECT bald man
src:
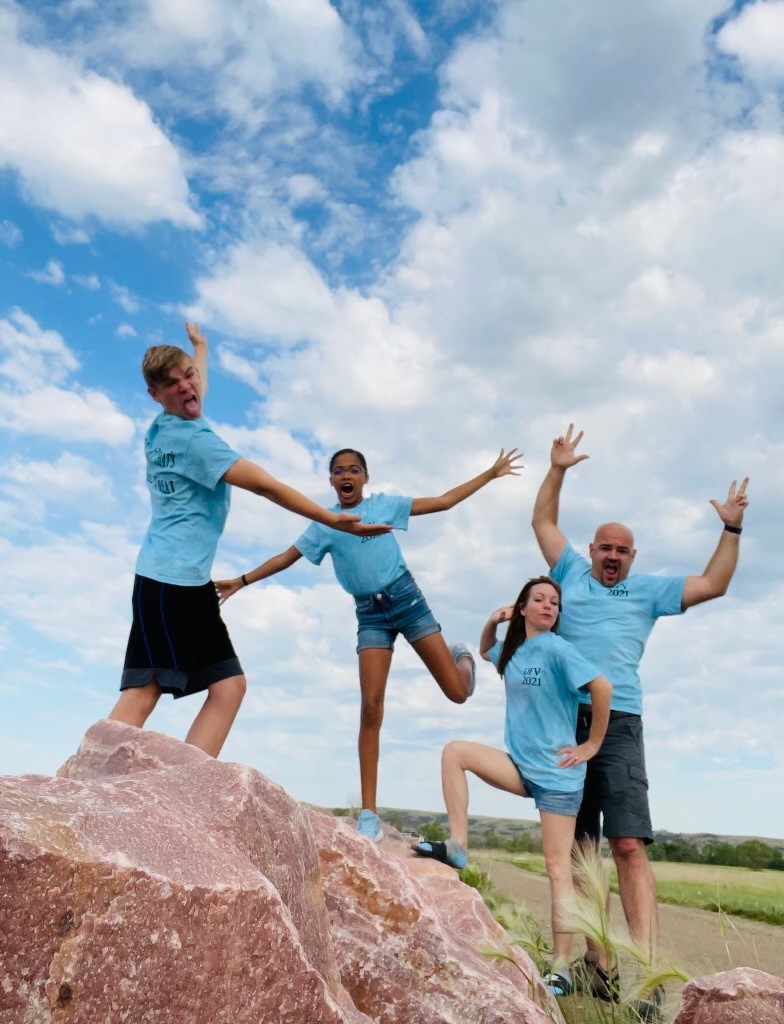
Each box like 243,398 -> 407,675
531,425 -> 748,1019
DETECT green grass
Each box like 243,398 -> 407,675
505,853 -> 784,926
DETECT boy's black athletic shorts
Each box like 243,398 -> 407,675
121,575 -> 243,699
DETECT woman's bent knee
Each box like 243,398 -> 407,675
441,740 -> 469,768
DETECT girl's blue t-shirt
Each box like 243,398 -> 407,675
136,413 -> 240,586
489,631 -> 599,793
295,493 -> 412,596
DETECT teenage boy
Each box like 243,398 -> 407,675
108,323 -> 390,757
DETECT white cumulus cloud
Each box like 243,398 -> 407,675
0,6 -> 201,228
718,0 -> 784,75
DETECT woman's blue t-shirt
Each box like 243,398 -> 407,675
489,631 -> 599,793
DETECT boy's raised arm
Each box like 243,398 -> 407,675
223,459 -> 392,537
411,448 -> 523,516
185,321 -> 209,398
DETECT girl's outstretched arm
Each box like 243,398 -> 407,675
215,545 -> 302,605
479,605 -> 515,660
410,448 -> 523,516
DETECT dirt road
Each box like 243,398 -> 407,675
475,853 -> 784,980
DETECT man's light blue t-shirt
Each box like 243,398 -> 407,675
489,632 -> 599,793
136,413 -> 240,586
295,493 -> 412,596
551,543 -> 686,715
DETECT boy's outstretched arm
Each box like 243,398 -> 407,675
185,321 -> 208,398
531,423 -> 588,569
410,448 -> 523,516
681,477 -> 749,609
216,545 -> 302,604
222,459 -> 392,537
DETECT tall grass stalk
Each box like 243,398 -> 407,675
470,848 -> 691,1024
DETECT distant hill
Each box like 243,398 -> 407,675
367,807 -> 784,853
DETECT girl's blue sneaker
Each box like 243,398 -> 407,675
449,642 -> 476,696
356,809 -> 383,841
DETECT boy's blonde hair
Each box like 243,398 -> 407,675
142,345 -> 192,387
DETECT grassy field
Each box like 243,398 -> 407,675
503,852 -> 784,926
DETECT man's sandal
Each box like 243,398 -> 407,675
574,954 -> 620,1002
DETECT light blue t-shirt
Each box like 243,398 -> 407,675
136,413 -> 240,586
295,493 -> 412,596
551,543 -> 686,715
489,632 -> 599,793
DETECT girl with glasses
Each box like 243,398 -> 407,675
216,445 -> 522,840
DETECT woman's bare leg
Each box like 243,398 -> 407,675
541,810 -> 578,964
441,740 -> 525,845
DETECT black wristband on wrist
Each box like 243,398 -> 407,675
724,524 -> 742,535
241,573 -> 249,586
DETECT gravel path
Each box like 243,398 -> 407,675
475,853 -> 784,981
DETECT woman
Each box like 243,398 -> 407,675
415,576 -> 612,998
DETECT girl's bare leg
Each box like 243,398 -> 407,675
541,810 -> 578,964
412,632 -> 473,702
357,648 -> 393,812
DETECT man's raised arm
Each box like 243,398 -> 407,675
531,423 -> 589,569
682,478 -> 749,609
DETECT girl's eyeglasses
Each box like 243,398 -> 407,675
331,466 -> 365,477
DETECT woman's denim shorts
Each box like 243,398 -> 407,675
515,763 -> 583,817
354,570 -> 441,652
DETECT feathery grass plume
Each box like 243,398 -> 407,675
568,844 -> 619,969
483,948 -> 565,1024
562,845 -> 688,1023
717,904 -> 762,970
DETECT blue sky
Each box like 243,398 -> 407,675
1,0 -> 782,839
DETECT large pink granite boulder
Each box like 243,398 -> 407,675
1,720 -> 560,1024
673,967 -> 784,1023
308,808 -> 559,1024
0,720 -> 370,1024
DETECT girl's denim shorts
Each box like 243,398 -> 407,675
354,569 -> 441,652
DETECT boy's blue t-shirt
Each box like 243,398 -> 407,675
551,543 -> 686,715
295,493 -> 412,596
136,413 -> 240,586
489,631 -> 599,793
